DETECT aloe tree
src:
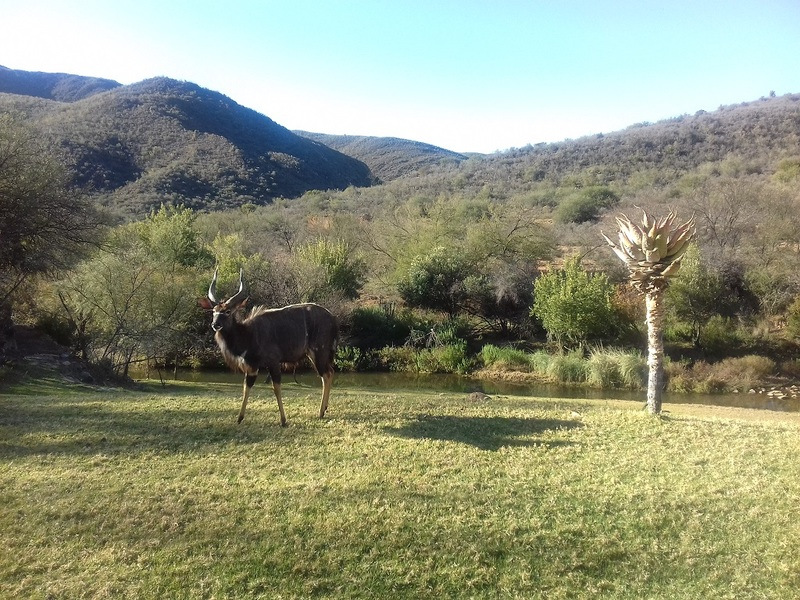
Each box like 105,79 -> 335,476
603,210 -> 695,414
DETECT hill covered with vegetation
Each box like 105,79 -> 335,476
0,74 -> 374,216
0,65 -> 121,101
294,131 -> 468,182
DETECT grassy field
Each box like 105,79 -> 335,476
1,375 -> 799,599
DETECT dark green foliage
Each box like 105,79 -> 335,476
555,186 -> 619,224
666,245 -> 756,348
398,247 -> 473,318
349,305 -> 414,350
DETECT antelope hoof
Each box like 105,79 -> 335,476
237,415 -> 244,424
280,420 -> 288,428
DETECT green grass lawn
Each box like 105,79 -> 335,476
1,376 -> 799,599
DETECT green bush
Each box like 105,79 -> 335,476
532,256 -> 617,345
415,342 -> 472,374
699,316 -> 741,354
350,305 -> 414,350
335,346 -> 365,372
376,346 -> 419,372
554,186 -> 619,224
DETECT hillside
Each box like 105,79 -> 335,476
2,67 -> 798,219
294,131 -> 468,182
469,94 -> 800,192
0,74 -> 374,215
0,65 -> 121,101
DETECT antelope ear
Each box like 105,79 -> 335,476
198,298 -> 214,310
231,297 -> 249,310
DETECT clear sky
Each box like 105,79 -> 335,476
2,0 -> 799,153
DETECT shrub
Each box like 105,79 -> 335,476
713,355 -> 776,391
532,256 -> 617,345
350,305 -> 413,350
664,355 -> 775,393
780,359 -> 800,379
376,346 -> 418,372
554,186 -> 619,224
665,359 -> 695,393
398,246 -> 472,318
335,346 -> 365,372
424,342 -> 473,374
295,238 -> 366,301
699,316 -> 741,354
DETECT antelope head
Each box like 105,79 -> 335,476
200,268 -> 248,332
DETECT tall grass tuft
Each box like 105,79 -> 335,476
480,344 -> 533,371
586,348 -> 647,389
547,349 -> 587,383
587,350 -> 621,388
530,350 -> 552,375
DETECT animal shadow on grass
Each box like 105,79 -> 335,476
385,415 -> 582,451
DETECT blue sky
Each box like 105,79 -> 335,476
2,0 -> 798,153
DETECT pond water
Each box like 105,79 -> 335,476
148,369 -> 800,413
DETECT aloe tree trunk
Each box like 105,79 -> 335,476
645,288 -> 666,414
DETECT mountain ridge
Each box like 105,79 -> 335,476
0,72 -> 374,215
2,67 -> 798,218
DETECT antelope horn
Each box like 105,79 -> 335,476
208,268 -> 220,304
226,268 -> 247,306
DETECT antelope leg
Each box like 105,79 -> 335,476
238,373 -> 258,424
319,370 -> 333,418
272,380 -> 287,427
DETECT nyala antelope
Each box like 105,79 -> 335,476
199,269 -> 338,426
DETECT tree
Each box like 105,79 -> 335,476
0,114 -> 103,312
294,238 -> 366,302
603,210 -> 695,414
398,246 -> 472,318
56,206 -> 209,376
531,256 -> 617,346
666,244 -> 737,347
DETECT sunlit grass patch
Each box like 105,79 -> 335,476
1,380 -> 799,598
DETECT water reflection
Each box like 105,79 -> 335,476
155,369 -> 800,413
